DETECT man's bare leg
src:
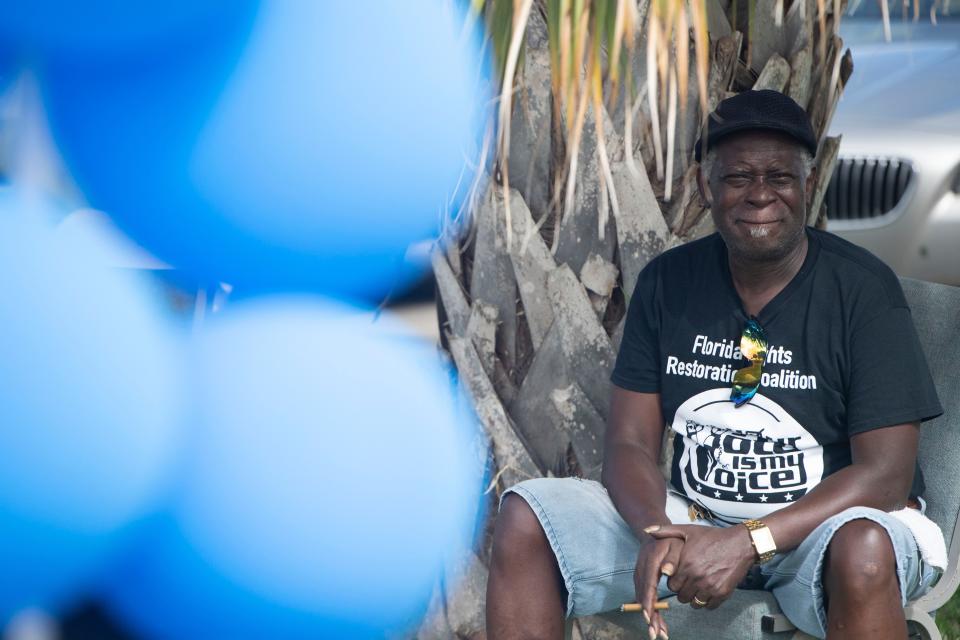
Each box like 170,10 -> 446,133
823,519 -> 907,640
486,494 -> 567,640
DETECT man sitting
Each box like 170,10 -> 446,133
485,90 -> 945,640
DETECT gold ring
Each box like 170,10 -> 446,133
692,596 -> 708,607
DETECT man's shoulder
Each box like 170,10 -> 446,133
812,227 -> 894,275
810,227 -> 908,309
649,233 -> 722,273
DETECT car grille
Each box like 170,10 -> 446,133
825,157 -> 914,221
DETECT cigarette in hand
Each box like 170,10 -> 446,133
620,601 -> 670,613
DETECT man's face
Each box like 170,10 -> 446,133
699,130 -> 816,263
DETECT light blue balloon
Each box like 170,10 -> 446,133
40,0 -> 489,300
0,190 -> 183,622
103,298 -> 483,639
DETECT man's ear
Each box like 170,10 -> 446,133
696,165 -> 713,208
805,165 -> 818,210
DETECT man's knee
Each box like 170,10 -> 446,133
491,494 -> 553,567
824,518 -> 899,598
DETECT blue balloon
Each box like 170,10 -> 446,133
0,1 -> 254,57
0,189 -> 183,622
103,298 -> 482,638
40,0 -> 489,301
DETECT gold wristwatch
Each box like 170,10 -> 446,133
743,519 -> 777,564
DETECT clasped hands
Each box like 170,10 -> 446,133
633,524 -> 757,639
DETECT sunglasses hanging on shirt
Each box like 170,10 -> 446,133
731,317 -> 768,407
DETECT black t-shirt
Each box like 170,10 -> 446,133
611,228 -> 943,523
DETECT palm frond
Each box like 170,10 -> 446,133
493,0 -> 535,250
479,0 -> 723,227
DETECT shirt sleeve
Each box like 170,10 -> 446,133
845,304 -> 943,435
610,259 -> 662,393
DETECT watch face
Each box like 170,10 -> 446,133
750,526 -> 777,555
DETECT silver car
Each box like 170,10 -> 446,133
826,4 -> 960,286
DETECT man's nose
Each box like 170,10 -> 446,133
745,177 -> 777,207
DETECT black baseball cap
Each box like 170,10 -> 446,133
694,90 -> 817,162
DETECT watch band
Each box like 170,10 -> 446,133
743,519 -> 777,564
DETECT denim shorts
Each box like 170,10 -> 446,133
504,477 -> 941,639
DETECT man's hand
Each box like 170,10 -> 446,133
646,524 -> 755,610
634,536 -> 682,639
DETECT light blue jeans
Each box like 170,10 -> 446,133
504,477 -> 941,639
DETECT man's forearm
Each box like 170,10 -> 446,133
763,462 -> 909,553
761,423 -> 919,554
602,443 -> 670,539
